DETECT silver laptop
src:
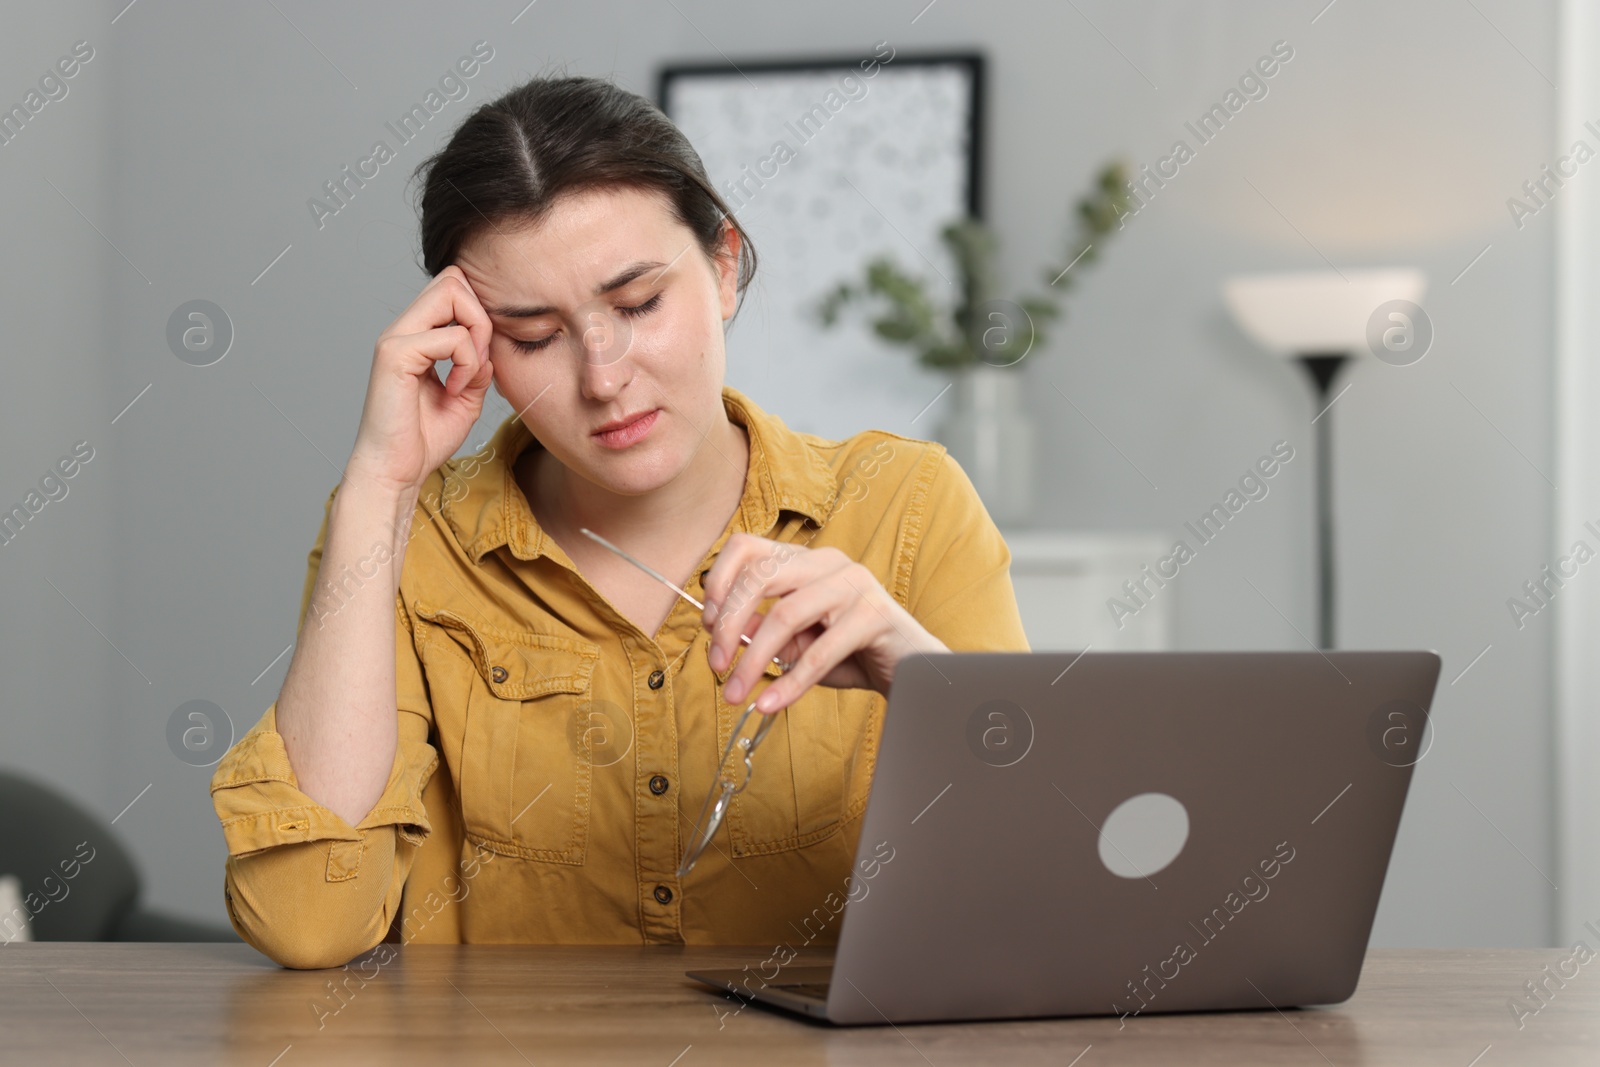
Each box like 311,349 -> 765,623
688,649 -> 1440,1025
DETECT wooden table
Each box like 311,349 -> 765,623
1,943 -> 1593,1064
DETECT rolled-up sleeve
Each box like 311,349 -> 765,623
905,449 -> 1032,653
209,484 -> 440,969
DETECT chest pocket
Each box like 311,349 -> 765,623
413,601 -> 600,864
721,662 -> 884,858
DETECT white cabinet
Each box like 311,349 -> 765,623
1001,532 -> 1174,652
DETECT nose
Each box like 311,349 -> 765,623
574,307 -> 633,400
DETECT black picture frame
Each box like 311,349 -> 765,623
657,50 -> 986,221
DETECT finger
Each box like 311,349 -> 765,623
389,268 -> 494,371
712,610 -> 808,675
700,532 -> 771,621
420,347 -> 495,423
721,578 -> 853,705
376,326 -> 484,396
703,533 -> 791,669
709,544 -> 850,682
439,327 -> 491,398
388,267 -> 474,340
457,348 -> 492,403
707,608 -> 769,681
447,268 -> 496,367
706,540 -> 842,674
751,613 -> 874,714
704,532 -> 839,613
438,340 -> 492,398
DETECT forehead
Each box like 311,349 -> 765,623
457,185 -> 692,299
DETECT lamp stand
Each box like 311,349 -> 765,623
1296,352 -> 1349,650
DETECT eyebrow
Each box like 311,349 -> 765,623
483,260 -> 668,318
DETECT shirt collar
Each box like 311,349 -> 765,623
440,385 -> 839,565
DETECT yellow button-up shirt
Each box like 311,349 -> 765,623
209,385 -> 1029,968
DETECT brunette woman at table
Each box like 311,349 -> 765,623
209,72 -> 1028,970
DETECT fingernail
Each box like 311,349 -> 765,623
755,688 -> 780,713
724,677 -> 744,702
710,644 -> 727,671
703,601 -> 719,626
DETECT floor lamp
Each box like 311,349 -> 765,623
1223,269 -> 1428,650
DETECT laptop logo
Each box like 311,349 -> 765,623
1098,792 -> 1190,879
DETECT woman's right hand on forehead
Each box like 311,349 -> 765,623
344,265 -> 496,497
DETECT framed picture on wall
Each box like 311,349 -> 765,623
659,50 -> 984,438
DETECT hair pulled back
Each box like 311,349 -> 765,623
411,75 -> 757,318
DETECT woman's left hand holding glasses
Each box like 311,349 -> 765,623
702,532 -> 950,713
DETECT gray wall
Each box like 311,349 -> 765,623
1,4 -> 118,877
0,0 -> 1558,947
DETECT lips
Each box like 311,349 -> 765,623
593,410 -> 656,435
592,404 -> 659,447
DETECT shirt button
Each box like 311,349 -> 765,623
647,669 -> 665,689
654,885 -> 673,904
649,775 -> 669,795
490,665 -> 508,683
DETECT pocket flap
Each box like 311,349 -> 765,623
413,601 -> 598,699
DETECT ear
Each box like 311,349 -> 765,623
715,219 -> 742,321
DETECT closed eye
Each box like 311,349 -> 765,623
509,333 -> 558,353
507,293 -> 664,353
617,292 -> 663,319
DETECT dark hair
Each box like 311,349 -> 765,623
410,75 -> 757,320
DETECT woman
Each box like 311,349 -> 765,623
209,75 -> 1029,970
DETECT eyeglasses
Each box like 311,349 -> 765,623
677,696 -> 777,878
574,527 -> 790,879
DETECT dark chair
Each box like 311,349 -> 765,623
0,769 -> 236,941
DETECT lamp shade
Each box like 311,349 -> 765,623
1222,268 -> 1427,356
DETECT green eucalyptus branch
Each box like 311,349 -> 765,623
814,158 -> 1133,371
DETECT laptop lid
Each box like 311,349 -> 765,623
818,649 -> 1439,1025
